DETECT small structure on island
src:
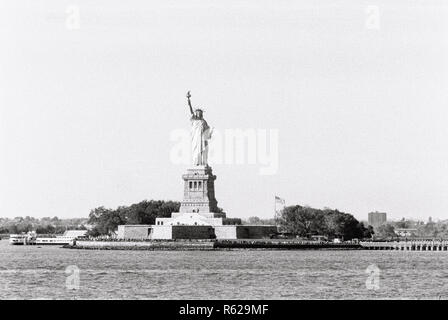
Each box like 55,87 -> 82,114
117,92 -> 277,240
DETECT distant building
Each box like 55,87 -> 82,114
395,228 -> 418,237
368,211 -> 387,228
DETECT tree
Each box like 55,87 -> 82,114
243,216 -> 276,225
363,225 -> 375,238
277,206 -> 325,237
396,218 -> 410,229
87,206 -> 125,235
223,218 -> 242,225
277,205 -> 368,240
87,200 -> 182,236
376,224 -> 396,239
247,216 -> 262,225
0,216 -> 88,235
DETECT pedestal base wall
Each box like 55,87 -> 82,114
117,224 -> 277,240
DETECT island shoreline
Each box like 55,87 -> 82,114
64,239 -> 363,251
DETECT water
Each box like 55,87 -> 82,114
0,240 -> 447,299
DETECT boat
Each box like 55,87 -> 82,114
9,230 -> 87,246
36,236 -> 78,245
36,230 -> 88,245
9,232 -> 37,245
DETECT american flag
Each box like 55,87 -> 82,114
274,196 -> 285,221
275,196 -> 285,205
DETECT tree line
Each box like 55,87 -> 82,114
5,201 -> 444,240
86,200 -> 234,236
85,202 -> 373,240
87,200 -> 181,236
0,216 -> 87,234
275,205 -> 373,240
374,218 -> 448,239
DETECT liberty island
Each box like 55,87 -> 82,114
63,93 -> 448,251
116,92 -> 276,240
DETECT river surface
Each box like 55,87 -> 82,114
0,240 -> 447,299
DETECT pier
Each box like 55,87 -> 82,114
360,240 -> 448,251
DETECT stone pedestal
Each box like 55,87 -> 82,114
155,165 -> 225,227
179,166 -> 222,215
120,165 -> 279,239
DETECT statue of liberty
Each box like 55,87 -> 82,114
186,91 -> 213,166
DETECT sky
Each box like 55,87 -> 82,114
0,0 -> 447,221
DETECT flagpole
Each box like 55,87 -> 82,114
274,195 -> 277,221
274,196 -> 279,222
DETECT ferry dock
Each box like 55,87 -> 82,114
360,240 -> 448,251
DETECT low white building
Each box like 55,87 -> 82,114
395,228 -> 418,237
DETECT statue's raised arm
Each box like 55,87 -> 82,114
186,91 -> 194,116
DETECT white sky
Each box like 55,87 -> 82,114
1,0 -> 447,221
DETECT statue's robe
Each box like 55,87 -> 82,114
191,116 -> 211,166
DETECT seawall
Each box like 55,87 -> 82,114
68,240 -> 215,250
66,239 -> 362,251
216,240 -> 362,250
